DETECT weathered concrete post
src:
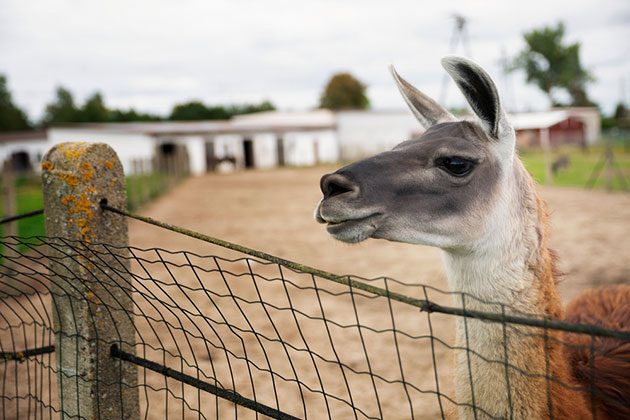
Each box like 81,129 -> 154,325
41,142 -> 139,419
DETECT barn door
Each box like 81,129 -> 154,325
243,139 -> 255,169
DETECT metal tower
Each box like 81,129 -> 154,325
439,14 -> 472,105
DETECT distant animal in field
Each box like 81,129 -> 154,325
314,56 -> 629,419
552,154 -> 571,174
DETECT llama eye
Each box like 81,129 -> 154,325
435,157 -> 475,177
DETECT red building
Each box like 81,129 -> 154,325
511,108 -> 599,149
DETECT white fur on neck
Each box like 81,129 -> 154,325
442,171 -> 540,310
439,165 -> 548,419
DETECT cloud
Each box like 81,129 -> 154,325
2,0 -> 629,119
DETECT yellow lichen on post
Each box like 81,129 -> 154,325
42,143 -> 126,243
41,160 -> 54,171
79,162 -> 94,181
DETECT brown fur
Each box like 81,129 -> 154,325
530,191 -> 592,419
530,190 -> 628,419
565,285 -> 630,420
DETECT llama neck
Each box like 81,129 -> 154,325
441,163 -> 571,418
443,164 -> 561,316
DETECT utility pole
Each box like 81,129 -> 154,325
498,47 -> 517,113
439,14 -> 472,105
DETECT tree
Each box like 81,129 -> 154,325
319,73 -> 370,110
169,100 -> 276,121
109,108 -> 162,122
0,74 -> 32,131
614,102 -> 630,129
169,101 -> 229,120
227,100 -> 276,115
512,22 -> 594,107
42,86 -> 80,125
80,92 -> 110,123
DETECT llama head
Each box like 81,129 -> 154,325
315,56 -> 521,250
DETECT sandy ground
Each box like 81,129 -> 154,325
2,165 -> 629,419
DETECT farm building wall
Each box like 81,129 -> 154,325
0,135 -> 49,173
548,118 -> 586,146
251,133 -> 277,169
553,107 -> 600,144
153,135 -> 205,175
211,134 -> 244,170
336,111 -> 421,161
284,130 -> 338,166
48,129 -> 156,175
515,117 -> 587,149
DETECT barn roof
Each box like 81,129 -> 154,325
508,111 -> 570,130
0,131 -> 48,143
68,121 -> 232,135
231,110 -> 336,129
49,110 -> 336,136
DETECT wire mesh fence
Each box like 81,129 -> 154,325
2,141 -> 627,420
1,211 -> 628,419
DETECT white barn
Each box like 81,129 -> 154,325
1,107 -> 600,176
0,131 -> 49,172
44,110 -> 338,176
335,107 -> 600,161
335,110 -> 422,161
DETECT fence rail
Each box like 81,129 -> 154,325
1,142 -> 628,419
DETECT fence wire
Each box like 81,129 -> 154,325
0,208 -> 628,419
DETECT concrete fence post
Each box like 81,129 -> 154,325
41,142 -> 139,419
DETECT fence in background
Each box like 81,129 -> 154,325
0,152 -> 189,249
125,155 -> 189,211
0,143 -> 628,419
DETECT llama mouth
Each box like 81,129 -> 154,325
324,213 -> 382,243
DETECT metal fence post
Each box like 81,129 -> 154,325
41,142 -> 139,419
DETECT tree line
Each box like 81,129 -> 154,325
0,79 -> 276,132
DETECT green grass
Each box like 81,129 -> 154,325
0,176 -> 45,260
519,144 -> 630,191
0,176 -> 45,239
1,172 -> 179,243
126,172 -> 177,211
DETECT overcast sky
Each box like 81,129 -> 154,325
1,0 -> 629,120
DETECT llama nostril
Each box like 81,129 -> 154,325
327,181 -> 351,197
321,174 -> 357,199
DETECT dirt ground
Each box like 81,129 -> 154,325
1,165 -> 628,419
126,165 -> 629,419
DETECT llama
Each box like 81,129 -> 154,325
314,56 -> 629,419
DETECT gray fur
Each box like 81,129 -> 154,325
316,121 -> 502,248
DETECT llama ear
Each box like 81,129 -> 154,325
441,56 -> 511,140
390,65 -> 455,129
